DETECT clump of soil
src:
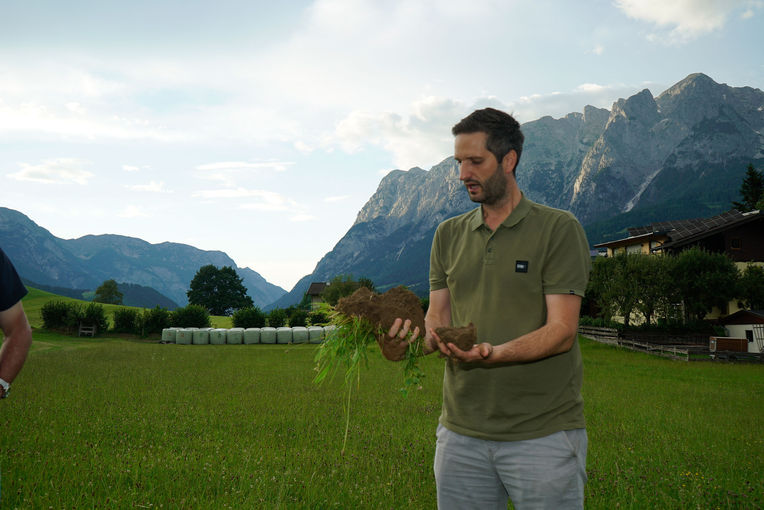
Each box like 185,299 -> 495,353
435,323 -> 477,351
336,286 -> 425,334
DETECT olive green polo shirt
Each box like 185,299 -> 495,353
429,196 -> 591,441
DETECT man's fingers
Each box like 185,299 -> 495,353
387,318 -> 403,338
398,319 -> 412,339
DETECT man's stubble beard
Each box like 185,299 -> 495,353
468,163 -> 508,205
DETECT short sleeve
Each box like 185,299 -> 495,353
429,226 -> 448,292
541,215 -> 592,297
1,248 -> 28,311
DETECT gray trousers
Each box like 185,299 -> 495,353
434,424 -> 587,510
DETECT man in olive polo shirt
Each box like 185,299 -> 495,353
380,108 -> 591,509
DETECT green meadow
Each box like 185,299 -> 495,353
1,291 -> 762,508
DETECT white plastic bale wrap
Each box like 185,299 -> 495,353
192,328 -> 211,345
323,325 -> 337,341
260,327 -> 277,344
176,328 -> 194,345
244,328 -> 261,344
227,328 -> 244,344
210,329 -> 227,345
276,327 -> 292,344
161,328 -> 177,343
292,326 -> 309,344
308,326 -> 324,343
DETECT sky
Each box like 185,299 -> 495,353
1,0 -> 763,291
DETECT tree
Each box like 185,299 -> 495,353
732,163 -> 764,212
587,255 -> 642,325
672,247 -> 739,322
268,308 -> 287,327
94,279 -> 123,305
320,274 -> 376,306
187,265 -> 254,316
737,264 -> 764,310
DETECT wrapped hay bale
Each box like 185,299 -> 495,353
227,328 -> 244,344
260,327 -> 277,344
243,328 -> 261,344
292,326 -> 309,344
308,326 -> 324,344
192,328 -> 211,345
161,328 -> 177,344
176,328 -> 194,345
210,329 -> 227,345
277,327 -> 293,344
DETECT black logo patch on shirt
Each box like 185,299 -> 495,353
515,260 -> 529,273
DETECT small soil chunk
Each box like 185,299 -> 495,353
335,286 -> 425,334
435,323 -> 477,351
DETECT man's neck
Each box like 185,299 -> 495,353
481,187 -> 522,231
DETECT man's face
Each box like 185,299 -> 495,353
454,132 -> 508,205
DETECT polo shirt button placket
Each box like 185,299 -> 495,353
485,238 -> 495,265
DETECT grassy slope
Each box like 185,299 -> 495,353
1,335 -> 761,509
21,286 -> 232,330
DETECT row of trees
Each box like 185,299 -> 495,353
586,247 -> 764,328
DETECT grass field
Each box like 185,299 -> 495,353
1,331 -> 762,509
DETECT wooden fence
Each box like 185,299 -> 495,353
578,326 -> 705,361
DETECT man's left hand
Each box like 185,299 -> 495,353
433,329 -> 493,363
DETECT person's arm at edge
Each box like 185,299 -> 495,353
438,293 -> 581,364
0,300 -> 33,389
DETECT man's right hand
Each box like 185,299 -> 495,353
377,318 -> 420,361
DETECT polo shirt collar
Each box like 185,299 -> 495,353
468,194 -> 532,231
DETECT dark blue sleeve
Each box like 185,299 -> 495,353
0,247 -> 28,311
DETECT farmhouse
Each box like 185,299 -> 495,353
594,208 -> 764,329
306,281 -> 329,310
594,209 -> 764,260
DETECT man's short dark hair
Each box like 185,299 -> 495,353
452,108 -> 524,173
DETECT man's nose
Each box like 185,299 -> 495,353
458,162 -> 470,181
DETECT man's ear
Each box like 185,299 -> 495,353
502,150 -> 518,175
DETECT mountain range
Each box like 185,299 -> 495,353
2,73 -> 761,311
0,207 -> 286,308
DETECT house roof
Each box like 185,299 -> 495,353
719,309 -> 764,325
306,282 -> 328,296
594,209 -> 762,251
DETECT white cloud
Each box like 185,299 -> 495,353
0,98 -> 185,142
332,95 -> 465,170
122,165 -> 141,172
125,180 -> 171,193
7,158 -> 94,185
118,205 -> 149,218
615,0 -> 761,42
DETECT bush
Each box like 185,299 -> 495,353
232,307 -> 266,328
268,308 -> 287,328
41,300 -> 107,335
171,304 -> 211,328
82,302 -> 109,334
41,300 -> 71,330
139,306 -> 171,336
289,308 -> 309,327
113,308 -> 140,334
307,309 -> 330,326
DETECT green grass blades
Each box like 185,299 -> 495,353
2,335 -> 762,508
